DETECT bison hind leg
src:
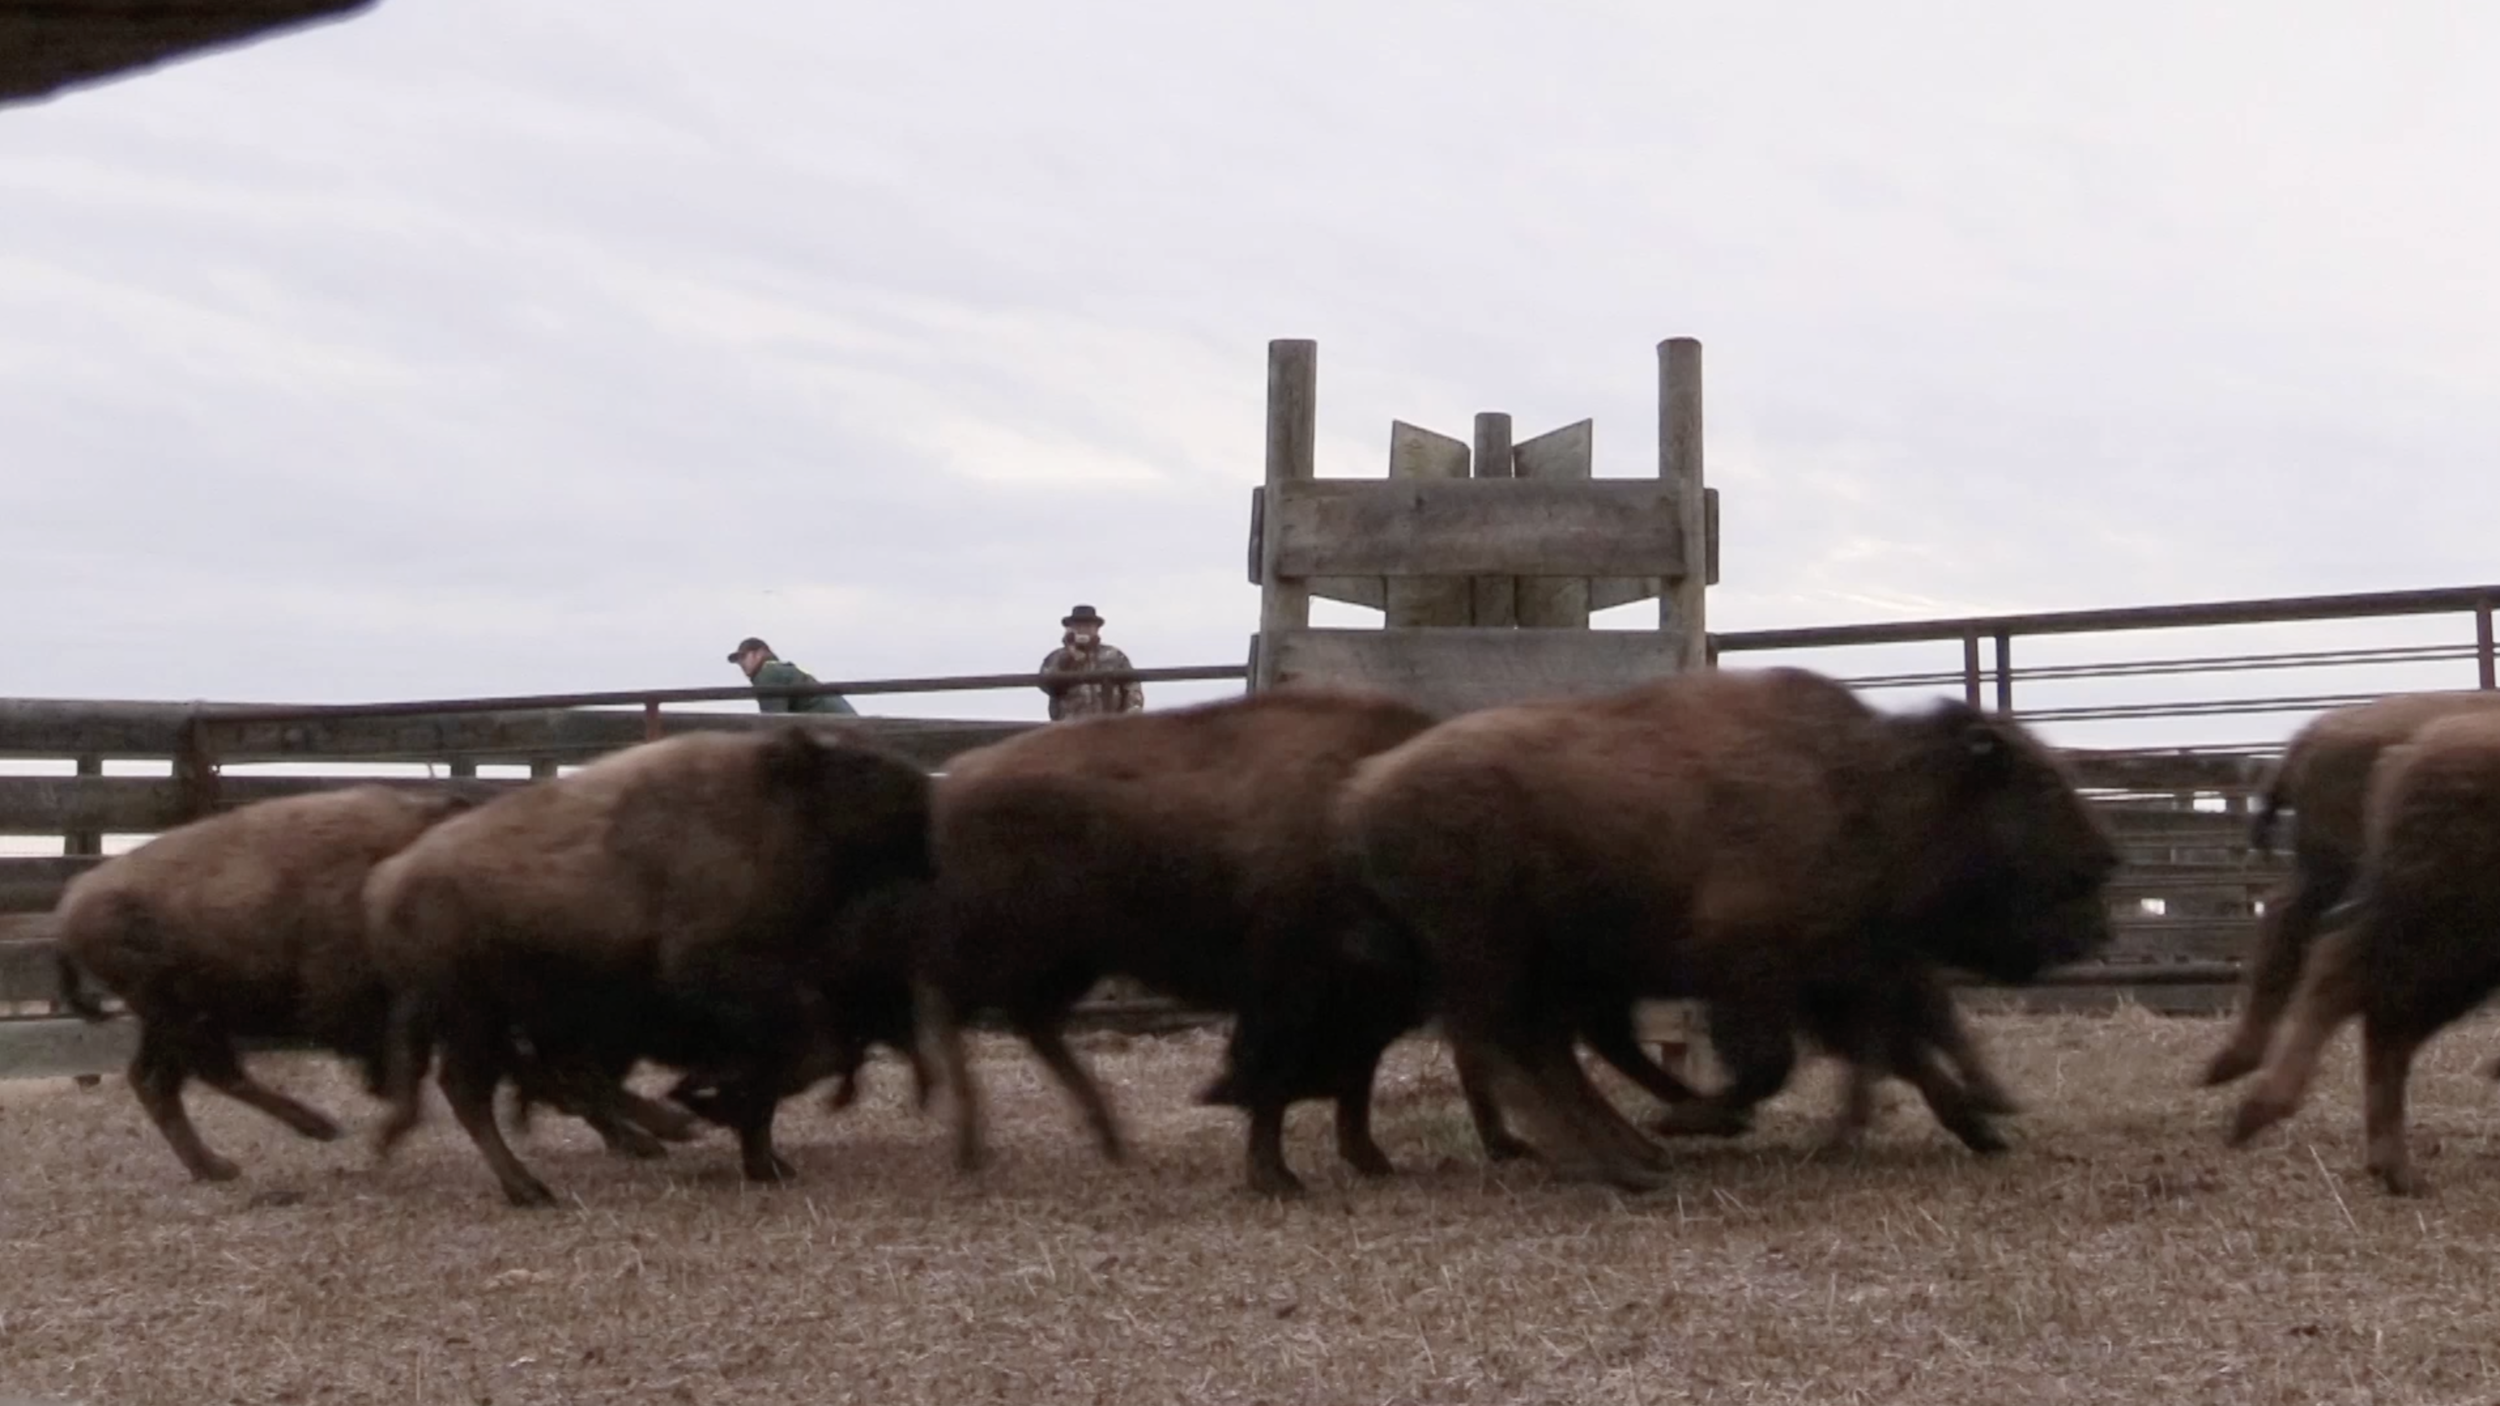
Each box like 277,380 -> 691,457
185,1035 -> 344,1143
1012,1013 -> 1127,1165
436,1019 -> 559,1208
126,1020 -> 241,1183
2229,920 -> 2371,1149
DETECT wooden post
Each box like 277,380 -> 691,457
1253,339 -> 1319,690
1961,630 -> 1983,708
1470,412 -> 1517,628
64,755 -> 101,859
529,758 -> 559,781
447,759 -> 476,779
1658,338 -> 1707,670
642,699 -> 662,742
2477,598 -> 2495,690
1993,631 -> 2015,714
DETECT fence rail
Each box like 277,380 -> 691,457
9,581 -> 2500,1075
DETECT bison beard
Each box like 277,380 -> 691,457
1337,666 -> 2118,1191
2227,710 -> 2500,1196
364,725 -> 936,1208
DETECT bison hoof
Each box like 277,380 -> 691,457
1249,1168 -> 1308,1200
1342,1146 -> 1395,1180
744,1152 -> 798,1184
2226,1095 -> 2290,1148
1650,1106 -> 1749,1140
2370,1162 -> 2429,1197
501,1178 -> 559,1209
1963,1085 -> 2023,1118
189,1155 -> 244,1184
2199,1047 -> 2262,1088
1479,1133 -> 1536,1163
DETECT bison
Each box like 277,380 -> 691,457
1335,666 -> 2120,1190
2199,690 -> 2500,1088
2227,709 -> 2500,1194
362,724 -> 935,1207
47,784 -> 500,1183
909,686 -> 1461,1197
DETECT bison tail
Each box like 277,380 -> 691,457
55,950 -> 108,1022
2247,771 -> 2287,855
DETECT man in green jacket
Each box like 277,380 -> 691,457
726,636 -> 858,715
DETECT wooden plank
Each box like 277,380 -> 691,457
1469,412 -> 1519,628
1514,419 -> 1594,628
0,700 -> 1036,767
1383,420 -> 1474,628
2062,749 -> 2274,793
2099,918 -> 2255,962
0,1018 -> 136,1081
1263,628 -> 1679,716
1252,339 -> 1320,690
199,712 -> 1034,768
1269,477 -> 1689,581
1,934 -> 64,1005
1958,985 -> 2237,1017
2089,805 -> 2263,839
0,773 -> 528,836
0,856 -> 102,913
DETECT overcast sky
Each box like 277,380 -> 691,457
4,1 -> 2496,741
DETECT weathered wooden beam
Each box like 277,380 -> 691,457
0,700 -> 1036,767
1513,419 -> 1594,629
1658,338 -> 1708,669
1269,478 -> 1689,581
2097,918 -> 2255,961
1252,340 -> 1320,690
1382,420 -> 1474,627
0,774 -> 526,836
1262,628 -> 1680,716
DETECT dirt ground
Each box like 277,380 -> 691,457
6,1008 -> 2500,1405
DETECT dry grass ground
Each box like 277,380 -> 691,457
8,1008 -> 2500,1405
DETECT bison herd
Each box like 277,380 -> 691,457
37,668 -> 2500,1207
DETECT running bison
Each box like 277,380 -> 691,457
1336,666 -> 2120,1190
49,784 -> 486,1183
2227,709 -> 2500,1195
363,724 -> 934,1207
2199,690 -> 2500,1088
911,686 -> 1465,1197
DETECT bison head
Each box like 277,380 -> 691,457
1878,701 -> 2119,984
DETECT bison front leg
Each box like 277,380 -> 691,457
2360,1013 -> 2433,1196
1331,1044 -> 1397,1181
1449,1039 -> 1535,1162
1243,1100 -> 1306,1199
185,1031 -> 345,1143
712,1077 -> 797,1185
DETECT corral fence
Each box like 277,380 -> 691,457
4,581 -> 2496,1075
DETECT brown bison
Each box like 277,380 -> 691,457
910,687 -> 1464,1197
1336,666 -> 2120,1190
2200,690 -> 2500,1088
2227,709 -> 2500,1194
49,785 -> 490,1183
363,725 -> 934,1207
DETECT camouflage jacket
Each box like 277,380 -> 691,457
751,658 -> 858,716
1039,641 -> 1144,720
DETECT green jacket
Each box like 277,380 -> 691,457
752,658 -> 857,715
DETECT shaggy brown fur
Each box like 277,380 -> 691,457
909,686 -> 1700,1198
2200,690 -> 2500,1087
363,725 -> 934,1207
1337,666 -> 2119,1191
49,785 -> 478,1184
2228,710 -> 2500,1195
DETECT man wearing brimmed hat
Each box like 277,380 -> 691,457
725,636 -> 858,715
1038,604 -> 1144,721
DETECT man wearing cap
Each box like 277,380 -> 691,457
726,637 -> 858,715
1038,605 -> 1144,721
